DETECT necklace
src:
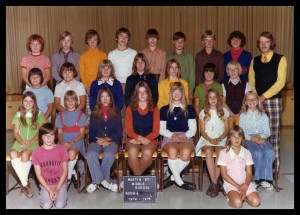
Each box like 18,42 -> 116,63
173,109 -> 181,120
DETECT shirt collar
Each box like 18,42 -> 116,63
98,77 -> 114,86
228,77 -> 241,85
229,146 -> 245,159
170,103 -> 183,111
261,50 -> 274,62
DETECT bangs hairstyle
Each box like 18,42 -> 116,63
130,82 -> 155,111
97,59 -> 116,80
59,62 -> 78,78
257,31 -> 276,50
38,123 -> 58,146
227,30 -> 246,47
145,28 -> 159,39
85,29 -> 100,45
28,68 -> 44,85
173,31 -> 186,41
201,30 -> 216,41
92,87 -> 117,119
203,88 -> 224,122
165,59 -> 181,79
225,125 -> 246,152
59,31 -> 73,43
26,34 -> 45,52
132,53 -> 150,75
240,91 -> 265,114
64,90 -> 79,108
202,63 -> 218,80
116,27 -> 131,41
167,82 -> 188,116
226,60 -> 242,76
20,91 -> 39,129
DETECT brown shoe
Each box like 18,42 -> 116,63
24,182 -> 34,198
19,186 -> 26,197
209,183 -> 219,198
206,183 -> 213,196
217,181 -> 226,196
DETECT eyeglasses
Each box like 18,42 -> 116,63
100,95 -> 110,99
101,65 -> 111,69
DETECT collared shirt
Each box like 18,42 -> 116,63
168,50 -> 195,92
248,50 -> 287,99
141,47 -> 167,82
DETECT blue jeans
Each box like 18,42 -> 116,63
39,182 -> 68,209
86,141 -> 118,184
245,140 -> 275,181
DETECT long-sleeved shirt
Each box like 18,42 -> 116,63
248,51 -> 287,99
79,48 -> 107,90
141,47 -> 167,82
168,50 -> 195,92
239,109 -> 271,141
195,48 -> 224,85
157,78 -> 189,109
52,48 -> 80,83
125,73 -> 158,107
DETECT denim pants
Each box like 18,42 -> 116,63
245,140 -> 275,181
86,141 -> 118,184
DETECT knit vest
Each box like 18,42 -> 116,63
253,53 -> 282,99
132,109 -> 153,136
224,80 -> 246,114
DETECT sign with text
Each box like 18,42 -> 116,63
123,176 -> 156,203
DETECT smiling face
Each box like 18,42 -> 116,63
117,32 -> 129,47
136,59 -> 146,72
62,69 -> 75,83
228,66 -> 240,79
23,96 -> 34,111
203,36 -> 215,49
230,37 -> 242,50
259,36 -> 271,55
173,38 -> 185,51
171,89 -> 183,103
65,96 -> 76,111
42,133 -> 55,147
138,87 -> 148,102
207,91 -> 218,108
29,74 -> 42,87
101,65 -> 112,79
245,93 -> 259,111
230,131 -> 243,148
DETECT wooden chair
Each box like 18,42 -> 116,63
82,129 -> 121,193
159,138 -> 197,192
68,153 -> 81,194
6,154 -> 39,195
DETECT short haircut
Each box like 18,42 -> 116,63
145,29 -> 159,39
115,27 -> 131,41
173,31 -> 186,41
59,62 -> 78,78
59,31 -> 73,43
227,30 -> 246,47
26,34 -> 45,52
85,29 -> 100,45
28,68 -> 44,85
202,63 -> 218,79
226,60 -> 242,76
201,30 -> 216,41
64,90 -> 78,108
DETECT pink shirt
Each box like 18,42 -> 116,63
32,144 -> 69,185
20,54 -> 51,78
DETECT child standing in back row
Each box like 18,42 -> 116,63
217,125 -> 260,208
32,123 -> 69,209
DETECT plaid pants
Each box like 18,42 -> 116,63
262,98 -> 282,172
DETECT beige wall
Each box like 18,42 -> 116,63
6,6 -> 294,93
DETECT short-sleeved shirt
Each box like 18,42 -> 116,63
20,54 -> 51,79
54,79 -> 86,107
11,111 -> 46,152
32,144 -> 69,185
194,82 -> 223,110
217,147 -> 257,195
24,86 -> 54,119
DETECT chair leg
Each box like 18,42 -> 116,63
160,158 -> 164,192
199,158 -> 203,191
81,158 -> 89,193
191,157 -> 196,191
116,157 -> 120,193
76,160 -> 80,194
6,161 -> 9,195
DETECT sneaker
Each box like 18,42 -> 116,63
119,181 -> 124,190
254,181 -> 261,189
106,183 -> 118,192
86,183 -> 98,193
261,181 -> 274,191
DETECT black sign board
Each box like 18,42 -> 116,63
123,176 -> 156,203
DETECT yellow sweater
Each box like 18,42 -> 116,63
157,78 -> 189,109
79,48 -> 107,90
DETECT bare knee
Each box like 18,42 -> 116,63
249,197 -> 261,207
20,151 -> 31,162
229,198 -> 243,208
9,150 -> 19,159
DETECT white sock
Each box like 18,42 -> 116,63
168,158 -> 183,186
68,159 -> 77,180
11,158 -> 31,187
178,159 -> 190,174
